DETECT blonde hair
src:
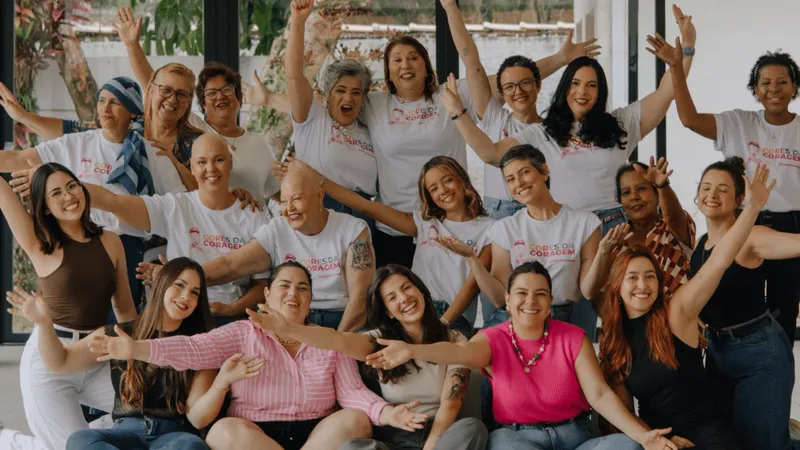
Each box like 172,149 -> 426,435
143,63 -> 203,141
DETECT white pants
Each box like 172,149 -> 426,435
0,326 -> 115,450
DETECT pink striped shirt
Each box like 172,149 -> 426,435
149,321 -> 389,424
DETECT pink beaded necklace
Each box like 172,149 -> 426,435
508,319 -> 549,374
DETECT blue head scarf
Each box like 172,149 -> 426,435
101,76 -> 155,196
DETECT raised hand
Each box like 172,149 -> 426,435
0,82 -> 27,123
90,325 -> 135,362
672,5 -> 695,48
135,255 -> 167,286
290,0 -> 314,21
271,161 -> 289,181
558,29 -> 601,64
640,427 -> 679,450
9,158 -> 41,198
246,305 -> 290,335
599,223 -> 633,254
231,188 -> 263,212
646,33 -> 683,68
634,156 -> 673,188
441,73 -> 465,117
365,338 -> 413,370
112,7 -> 143,46
743,163 -> 776,211
386,401 -> 428,432
215,353 -> 265,390
242,70 -> 273,106
6,286 -> 52,326
670,435 -> 696,449
434,236 -> 475,259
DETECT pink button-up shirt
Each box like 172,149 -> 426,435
149,321 -> 389,424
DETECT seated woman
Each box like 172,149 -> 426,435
285,156 -> 492,336
90,261 -> 428,450
366,262 -> 677,450
614,157 -> 695,296
6,257 -> 259,449
248,264 -> 488,450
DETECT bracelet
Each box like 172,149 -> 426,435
450,108 -> 467,121
213,381 -> 230,393
682,47 -> 696,57
655,179 -> 671,189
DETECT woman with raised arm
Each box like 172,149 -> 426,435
365,262 -> 678,450
288,155 -> 491,336
91,261 -> 429,450
598,164 -> 776,450
248,264 -> 488,450
685,158 -> 800,450
662,40 -> 800,347
0,163 -> 136,450
613,157 -> 695,297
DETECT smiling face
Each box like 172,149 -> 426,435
619,256 -> 660,318
162,268 -> 202,322
423,165 -> 466,215
380,274 -> 425,326
150,70 -> 193,125
190,134 -> 232,192
505,272 -> 552,327
327,75 -> 365,126
755,64 -> 797,115
44,171 -> 86,221
502,158 -> 549,206
568,66 -> 599,121
280,171 -> 324,232
388,44 -> 428,95
264,266 -> 313,325
697,169 -> 741,220
500,66 -> 539,115
618,169 -> 658,223
96,89 -> 137,136
202,75 -> 240,125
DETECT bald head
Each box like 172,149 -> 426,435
281,167 -> 323,197
280,165 -> 325,232
190,133 -> 232,189
191,133 -> 230,161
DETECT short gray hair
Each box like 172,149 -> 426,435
319,58 -> 373,94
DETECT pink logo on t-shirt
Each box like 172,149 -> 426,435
77,157 -> 111,183
189,227 -> 204,252
330,125 -> 375,156
560,136 -> 595,158
512,240 -> 578,266
745,141 -> 800,169
285,253 -> 297,262
388,106 -> 439,125
283,255 -> 342,278
187,228 -> 245,253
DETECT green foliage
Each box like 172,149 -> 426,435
241,0 -> 290,56
132,0 -> 204,56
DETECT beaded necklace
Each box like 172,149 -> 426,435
508,319 -> 549,374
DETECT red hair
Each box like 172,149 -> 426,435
599,247 -> 678,386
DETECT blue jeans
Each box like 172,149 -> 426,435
66,417 -> 208,450
432,300 -> 474,338
705,313 -> 800,450
308,309 -> 344,329
488,417 -> 641,450
485,197 -> 525,220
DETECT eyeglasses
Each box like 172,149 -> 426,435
203,84 -> 236,100
153,83 -> 192,103
501,78 -> 537,96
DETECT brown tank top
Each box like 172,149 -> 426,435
38,235 -> 117,330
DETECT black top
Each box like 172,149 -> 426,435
106,322 -> 194,422
623,311 -> 717,430
689,234 -> 768,328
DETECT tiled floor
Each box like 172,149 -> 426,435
0,343 -> 798,435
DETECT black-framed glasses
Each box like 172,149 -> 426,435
153,83 -> 192,103
501,78 -> 537,96
203,84 -> 236,100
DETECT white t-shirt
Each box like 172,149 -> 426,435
714,109 -> 800,212
510,101 -> 643,212
36,129 -> 186,236
253,210 -> 367,310
142,191 -> 270,305
478,97 -> 537,201
362,80 -> 474,235
411,211 -> 493,325
292,99 -> 377,196
189,114 -> 282,201
365,329 -> 466,417
490,206 -> 600,305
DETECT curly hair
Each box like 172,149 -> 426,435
195,62 -> 243,113
747,51 -> 800,99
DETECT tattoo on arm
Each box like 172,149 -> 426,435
349,238 -> 374,271
446,368 -> 471,401
461,47 -> 470,57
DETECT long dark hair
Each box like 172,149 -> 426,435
542,57 -> 627,149
30,163 -> 102,255
418,156 -> 486,222
383,35 -> 437,101
119,257 -> 214,413
365,265 -> 449,383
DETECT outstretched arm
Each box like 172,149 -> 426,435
203,240 -> 273,287
0,177 -> 39,258
0,82 -> 65,140
583,225 -> 632,309
107,234 -> 138,322
285,0 -> 315,123
636,157 -> 693,246
366,333 -> 492,370
113,7 -> 155,87
83,183 -> 151,232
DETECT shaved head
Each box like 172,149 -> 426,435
191,133 -> 230,161
280,165 -> 326,233
190,133 -> 232,190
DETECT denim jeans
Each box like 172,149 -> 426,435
705,312 -> 800,450
756,210 -> 800,345
66,417 -> 208,450
488,417 -> 641,450
308,309 -> 345,329
432,300 -> 474,339
485,197 -> 525,220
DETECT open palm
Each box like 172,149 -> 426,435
6,287 -> 51,326
112,7 -> 142,45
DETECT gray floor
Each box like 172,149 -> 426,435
0,344 -> 799,436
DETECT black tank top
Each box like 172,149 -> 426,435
623,311 -> 716,430
689,234 -> 768,328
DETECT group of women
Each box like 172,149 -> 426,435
0,0 -> 798,449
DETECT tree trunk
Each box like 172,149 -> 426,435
54,23 -> 99,121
